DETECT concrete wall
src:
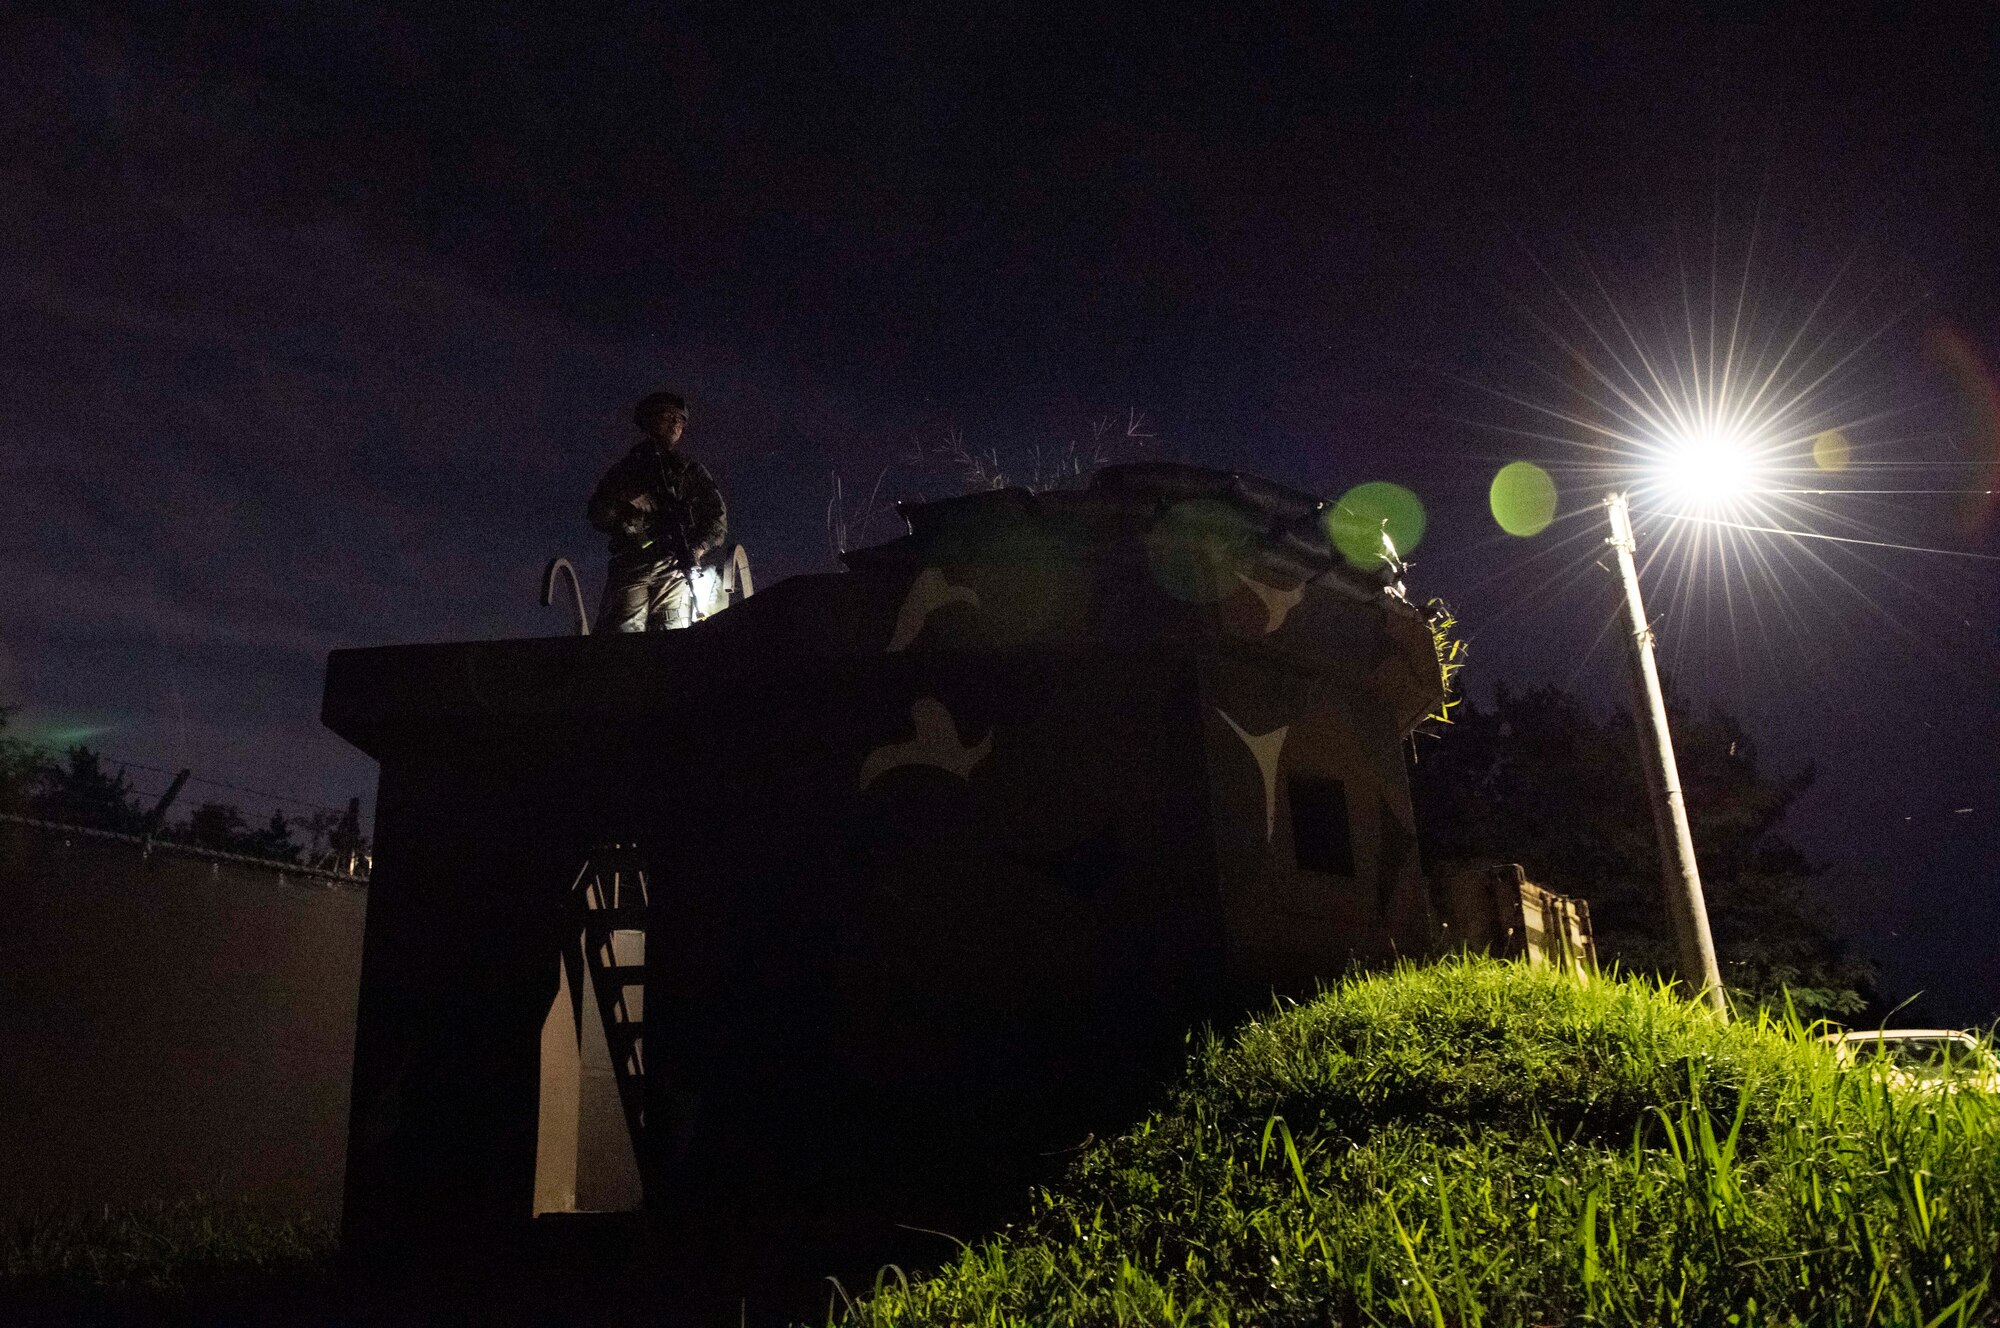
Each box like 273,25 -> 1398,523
0,819 -> 365,1218
533,943 -> 645,1215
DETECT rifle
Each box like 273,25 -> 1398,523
630,448 -> 700,569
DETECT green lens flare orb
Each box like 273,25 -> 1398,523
1813,429 -> 1852,472
1147,499 -> 1258,601
1325,482 -> 1426,569
1489,461 -> 1557,536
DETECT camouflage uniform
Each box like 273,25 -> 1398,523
587,440 -> 727,632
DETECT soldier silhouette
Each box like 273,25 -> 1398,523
586,391 -> 727,632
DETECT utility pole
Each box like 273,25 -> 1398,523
1603,493 -> 1729,1017
139,768 -> 192,840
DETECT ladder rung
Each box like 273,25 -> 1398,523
570,847 -> 655,1163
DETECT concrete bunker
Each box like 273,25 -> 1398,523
321,463 -> 1449,1300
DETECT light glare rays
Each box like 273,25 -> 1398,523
1452,211 -> 1998,689
1416,501 -> 1624,673
1653,424 -> 1765,509
1480,220 -> 1918,516
1630,490 -> 1977,688
1642,512 -> 2000,563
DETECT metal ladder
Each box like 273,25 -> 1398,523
570,845 -> 652,1173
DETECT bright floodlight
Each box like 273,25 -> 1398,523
1655,427 -> 1761,507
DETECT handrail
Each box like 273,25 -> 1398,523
540,557 -> 592,635
720,544 -> 754,600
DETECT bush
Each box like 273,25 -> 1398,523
843,958 -> 2000,1327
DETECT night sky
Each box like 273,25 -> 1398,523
4,5 -> 1996,1017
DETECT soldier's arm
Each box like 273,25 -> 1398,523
689,462 -> 728,555
587,457 -> 654,537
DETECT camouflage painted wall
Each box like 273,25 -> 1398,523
324,465 -> 1447,1306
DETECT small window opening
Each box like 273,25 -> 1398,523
1288,775 -> 1354,876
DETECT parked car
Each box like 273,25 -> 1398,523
1824,1029 -> 2000,1094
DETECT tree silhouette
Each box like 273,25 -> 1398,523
1,718 -> 349,870
1410,681 -> 1875,1018
0,706 -> 39,815
181,801 -> 248,851
238,809 -> 303,864
170,802 -> 300,862
33,745 -> 145,835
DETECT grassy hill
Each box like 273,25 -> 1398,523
842,958 -> 2000,1327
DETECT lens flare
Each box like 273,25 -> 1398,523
1928,324 -> 2000,536
1147,499 -> 1256,602
1812,429 -> 1852,472
1326,482 -> 1425,569
1489,461 -> 1558,536
17,718 -> 117,747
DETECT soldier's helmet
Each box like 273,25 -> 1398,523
634,391 -> 688,430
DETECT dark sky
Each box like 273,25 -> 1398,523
4,3 -> 1996,1017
